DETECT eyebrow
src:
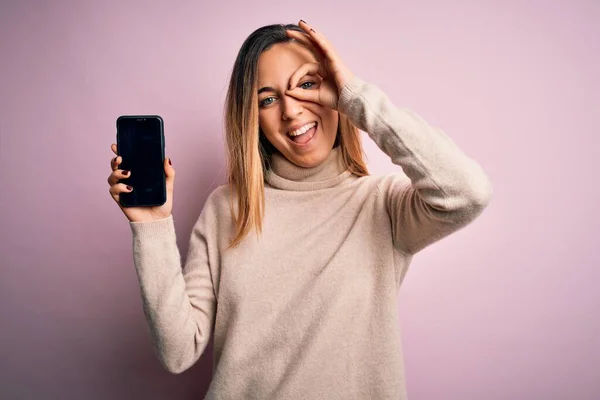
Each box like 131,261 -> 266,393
258,86 -> 276,95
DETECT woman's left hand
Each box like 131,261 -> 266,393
285,20 -> 355,110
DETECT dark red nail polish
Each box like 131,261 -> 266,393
126,185 -> 132,191
310,28 -> 315,33
168,158 -> 172,165
300,19 -> 306,24
122,170 -> 129,175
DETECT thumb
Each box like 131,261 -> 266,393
286,87 -> 321,104
164,157 -> 175,191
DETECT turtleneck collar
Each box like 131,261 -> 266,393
264,147 -> 353,191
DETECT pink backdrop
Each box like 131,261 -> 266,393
1,1 -> 598,399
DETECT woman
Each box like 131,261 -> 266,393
107,20 -> 492,399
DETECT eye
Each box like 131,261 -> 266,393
299,81 -> 316,89
259,97 -> 276,108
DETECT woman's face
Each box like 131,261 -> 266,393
257,42 -> 339,168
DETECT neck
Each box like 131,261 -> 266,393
265,147 -> 353,191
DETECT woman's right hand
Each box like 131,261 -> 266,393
107,143 -> 175,223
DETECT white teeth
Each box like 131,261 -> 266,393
288,122 -> 316,137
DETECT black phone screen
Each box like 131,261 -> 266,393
116,116 -> 166,207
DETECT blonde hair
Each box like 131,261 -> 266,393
224,24 -> 368,249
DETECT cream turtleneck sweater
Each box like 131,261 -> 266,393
129,77 -> 493,399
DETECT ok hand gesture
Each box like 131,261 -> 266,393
285,20 -> 355,110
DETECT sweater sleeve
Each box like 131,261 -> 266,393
337,76 -> 493,255
129,211 -> 216,374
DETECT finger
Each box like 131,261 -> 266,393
285,30 -> 315,49
288,62 -> 322,90
285,86 -> 321,104
293,21 -> 339,63
109,182 -> 133,203
110,155 -> 121,171
286,30 -> 327,62
107,169 -> 130,186
111,143 -> 118,155
164,157 -> 175,193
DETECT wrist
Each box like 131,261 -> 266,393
337,70 -> 355,95
129,214 -> 175,239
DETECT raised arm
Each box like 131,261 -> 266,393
283,21 -> 492,255
338,77 -> 493,255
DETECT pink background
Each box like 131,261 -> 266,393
1,1 -> 598,399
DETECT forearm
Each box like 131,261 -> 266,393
338,77 -> 492,254
130,215 -> 212,373
338,76 -> 492,213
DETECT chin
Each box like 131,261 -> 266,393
289,146 -> 331,168
283,127 -> 337,168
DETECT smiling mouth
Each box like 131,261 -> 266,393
287,122 -> 318,145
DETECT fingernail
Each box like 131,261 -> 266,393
122,170 -> 129,175
126,185 -> 132,191
310,28 -> 315,33
300,19 -> 306,24
168,158 -> 172,165
113,157 -> 117,163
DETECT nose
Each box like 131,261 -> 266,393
281,94 -> 303,120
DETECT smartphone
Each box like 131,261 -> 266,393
116,115 -> 166,207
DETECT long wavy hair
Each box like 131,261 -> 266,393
224,23 -> 368,248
